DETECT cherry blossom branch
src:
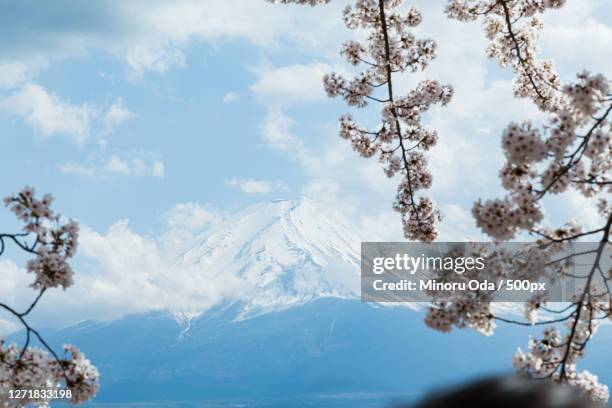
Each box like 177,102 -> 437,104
531,227 -> 607,243
541,303 -> 579,315
492,312 -> 575,327
557,213 -> 611,380
20,288 -> 46,317
433,1 -> 611,401
271,0 -> 452,242
498,0 -> 549,104
0,187 -> 99,405
0,297 -> 64,370
377,0 -> 420,225
446,0 -> 565,111
533,102 -> 612,199
0,233 -> 38,256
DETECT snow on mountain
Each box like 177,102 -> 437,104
177,197 -> 362,318
172,310 -> 203,339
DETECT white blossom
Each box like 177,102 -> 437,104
4,187 -> 79,290
278,0 -> 453,241
1,187 -> 98,406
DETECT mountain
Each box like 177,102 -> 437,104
176,197 -> 363,318
40,299 -> 528,406
14,198 -> 612,406
40,298 -> 612,407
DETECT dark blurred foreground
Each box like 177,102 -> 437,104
409,375 -> 599,408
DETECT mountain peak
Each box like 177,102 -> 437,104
179,197 -> 361,318
246,195 -> 317,216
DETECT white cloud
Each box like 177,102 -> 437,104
165,202 -> 221,230
1,83 -> 95,143
0,82 -> 133,143
59,152 -> 165,180
58,163 -> 98,178
161,202 -> 223,256
57,162 -> 98,178
0,260 -> 32,335
57,221 -> 245,324
126,43 -> 186,77
0,260 -> 31,307
0,0 -> 345,79
262,107 -> 301,152
538,0 -> 612,79
226,178 -> 288,194
131,156 -> 164,178
356,211 -> 403,241
437,204 -> 488,241
251,63 -> 332,103
222,92 -> 240,103
0,207 -> 259,333
542,190 -> 605,232
541,19 -> 612,80
261,107 -> 321,171
0,62 -> 32,89
104,97 -> 134,128
105,155 -> 132,175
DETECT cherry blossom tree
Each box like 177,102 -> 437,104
268,0 -> 453,242
1,187 -> 99,407
271,0 -> 610,403
422,0 -> 610,402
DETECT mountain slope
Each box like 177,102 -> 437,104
39,298 -> 533,405
15,197 -> 612,406
177,197 -> 362,317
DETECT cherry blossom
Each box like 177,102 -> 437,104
426,0 -> 612,401
1,187 -> 99,406
4,187 -> 79,290
446,0 -> 566,112
272,0 -> 610,400
272,0 -> 453,242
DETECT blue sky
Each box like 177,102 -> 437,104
0,33 -> 309,234
0,0 -> 610,330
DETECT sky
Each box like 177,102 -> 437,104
0,0 -> 610,332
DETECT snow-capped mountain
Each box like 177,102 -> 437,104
37,298 -> 560,405
177,197 -> 362,317
23,197 -> 612,405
